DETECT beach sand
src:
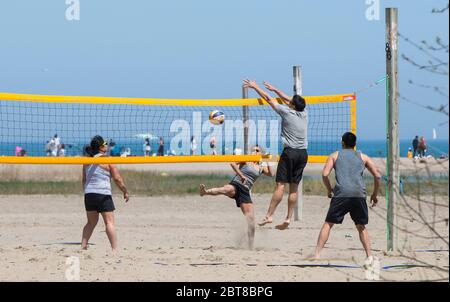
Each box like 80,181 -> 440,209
0,193 -> 447,282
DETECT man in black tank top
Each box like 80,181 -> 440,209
312,132 -> 381,262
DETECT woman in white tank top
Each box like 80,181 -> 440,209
81,135 -> 129,251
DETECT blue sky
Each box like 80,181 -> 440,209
0,0 -> 448,140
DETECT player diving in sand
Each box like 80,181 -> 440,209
199,146 -> 273,250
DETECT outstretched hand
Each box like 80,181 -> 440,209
243,79 -> 258,89
263,82 -> 277,92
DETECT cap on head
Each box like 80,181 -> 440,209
292,95 -> 306,112
342,132 -> 357,148
90,135 -> 106,153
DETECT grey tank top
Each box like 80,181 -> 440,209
333,150 -> 366,198
231,163 -> 263,190
84,155 -> 112,195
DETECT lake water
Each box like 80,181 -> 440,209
2,139 -> 448,158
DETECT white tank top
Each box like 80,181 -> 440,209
84,154 -> 112,195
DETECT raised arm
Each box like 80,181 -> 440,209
322,153 -> 337,198
109,164 -> 129,202
263,82 -> 291,105
362,154 -> 381,207
243,79 -> 278,110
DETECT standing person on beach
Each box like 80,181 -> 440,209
57,144 -> 66,157
143,138 -> 151,156
82,135 -> 129,251
210,136 -> 217,155
418,136 -> 427,158
412,136 -> 419,157
312,132 -> 381,261
50,134 -> 60,157
199,146 -> 273,249
243,79 -> 308,230
157,137 -> 165,156
190,136 -> 197,155
407,148 -> 413,159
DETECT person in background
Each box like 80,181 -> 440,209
109,141 -> 120,157
106,139 -> 114,156
15,146 -> 23,156
407,148 -> 413,159
412,136 -> 419,157
234,147 -> 243,155
15,146 -> 27,157
50,134 -> 60,157
143,138 -> 151,156
58,144 -> 66,157
190,136 -> 197,155
48,138 -> 56,157
45,141 -> 52,156
418,136 -> 427,158
157,137 -> 165,156
120,147 -> 131,157
210,136 -> 217,155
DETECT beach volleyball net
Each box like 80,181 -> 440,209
0,92 -> 356,164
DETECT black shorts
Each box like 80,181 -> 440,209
84,193 -> 115,213
325,197 -> 368,225
276,148 -> 308,184
229,182 -> 252,208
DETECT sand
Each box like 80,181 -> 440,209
0,193 -> 447,282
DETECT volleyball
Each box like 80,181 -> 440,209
209,110 -> 225,125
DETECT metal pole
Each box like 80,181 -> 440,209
386,8 -> 399,252
293,65 -> 302,221
242,86 -> 249,155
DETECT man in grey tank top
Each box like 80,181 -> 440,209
312,132 -> 381,262
243,80 -> 308,231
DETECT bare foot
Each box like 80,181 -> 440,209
199,184 -> 207,196
258,217 -> 273,226
275,220 -> 290,230
305,253 -> 320,260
